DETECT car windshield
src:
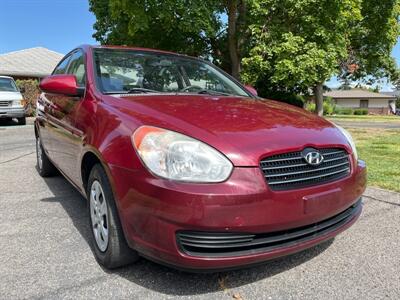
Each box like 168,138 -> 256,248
93,48 -> 249,97
0,78 -> 18,92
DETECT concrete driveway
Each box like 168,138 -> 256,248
0,124 -> 399,300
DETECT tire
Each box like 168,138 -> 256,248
18,117 -> 26,125
87,164 -> 139,269
36,135 -> 57,177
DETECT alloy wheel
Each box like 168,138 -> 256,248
90,180 -> 109,252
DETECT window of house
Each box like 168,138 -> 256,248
360,100 -> 369,108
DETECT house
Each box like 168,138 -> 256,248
0,47 -> 63,80
324,89 -> 396,115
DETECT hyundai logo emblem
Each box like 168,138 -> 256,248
302,148 -> 324,166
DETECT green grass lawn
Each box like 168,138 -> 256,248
328,115 -> 400,123
348,128 -> 400,192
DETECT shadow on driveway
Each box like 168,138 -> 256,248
40,174 -> 333,296
0,118 -> 20,127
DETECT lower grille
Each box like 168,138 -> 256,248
177,199 -> 361,257
0,101 -> 10,107
260,148 -> 351,191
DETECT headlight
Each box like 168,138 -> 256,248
336,125 -> 358,160
132,126 -> 233,182
13,99 -> 26,107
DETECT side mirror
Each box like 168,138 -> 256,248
244,85 -> 258,96
19,87 -> 25,93
39,75 -> 84,97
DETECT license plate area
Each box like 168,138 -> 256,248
303,188 -> 342,215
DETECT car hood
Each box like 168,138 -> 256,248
0,91 -> 23,101
109,94 -> 349,166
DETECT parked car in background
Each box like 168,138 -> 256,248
0,76 -> 26,124
35,45 -> 367,271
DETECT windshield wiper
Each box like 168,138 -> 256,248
104,88 -> 160,95
126,88 -> 160,94
196,89 -> 233,96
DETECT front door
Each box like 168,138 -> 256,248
44,49 -> 86,184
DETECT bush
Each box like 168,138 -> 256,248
354,108 -> 368,115
304,97 -> 335,115
260,91 -> 305,108
305,102 -> 316,113
15,79 -> 40,117
334,107 -> 354,115
323,97 -> 335,115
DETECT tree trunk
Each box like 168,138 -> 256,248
227,0 -> 240,79
313,83 -> 324,116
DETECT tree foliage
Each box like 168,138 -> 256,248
242,0 -> 400,115
342,0 -> 400,82
241,0 -> 363,115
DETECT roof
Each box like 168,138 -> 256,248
91,44 -> 196,59
324,89 -> 396,100
0,47 -> 64,78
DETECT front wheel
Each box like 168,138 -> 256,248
87,164 -> 139,269
36,136 -> 57,177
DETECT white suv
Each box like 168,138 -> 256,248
0,76 -> 26,125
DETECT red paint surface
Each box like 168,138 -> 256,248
39,74 -> 80,96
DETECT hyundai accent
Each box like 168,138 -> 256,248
35,45 -> 367,271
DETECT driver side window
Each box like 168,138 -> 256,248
67,50 -> 86,88
53,55 -> 72,75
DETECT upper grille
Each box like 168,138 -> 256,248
0,101 -> 10,107
260,148 -> 351,191
177,199 -> 362,257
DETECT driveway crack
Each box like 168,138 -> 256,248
0,152 -> 35,164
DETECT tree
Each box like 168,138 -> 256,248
89,0 -> 250,78
341,0 -> 400,84
242,0 -> 399,115
242,0 -> 362,116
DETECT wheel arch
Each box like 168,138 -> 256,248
81,150 -> 104,193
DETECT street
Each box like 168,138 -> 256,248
0,123 -> 399,300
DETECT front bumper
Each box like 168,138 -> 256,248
0,107 -> 25,118
110,159 -> 367,271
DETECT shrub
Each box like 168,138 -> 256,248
354,108 -> 368,115
263,92 -> 305,108
323,97 -> 335,115
15,79 -> 40,117
334,107 -> 354,115
305,102 -> 316,113
304,98 -> 335,115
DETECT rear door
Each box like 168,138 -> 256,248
43,49 -> 86,183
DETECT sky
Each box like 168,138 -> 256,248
0,0 -> 96,54
1,0 -> 400,91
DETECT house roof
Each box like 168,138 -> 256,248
0,47 -> 64,78
324,89 -> 396,100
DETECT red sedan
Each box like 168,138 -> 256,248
35,45 -> 367,271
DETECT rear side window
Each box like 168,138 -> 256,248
67,51 -> 86,87
53,55 -> 72,75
